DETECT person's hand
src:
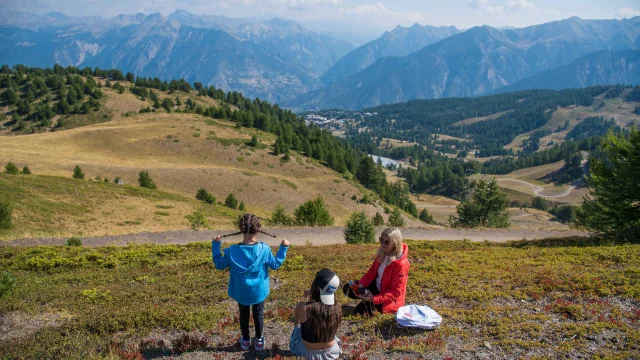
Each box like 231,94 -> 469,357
357,292 -> 373,302
281,239 -> 290,247
213,236 -> 222,242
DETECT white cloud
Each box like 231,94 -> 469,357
338,2 -> 423,23
505,0 -> 536,12
613,7 -> 640,19
486,6 -> 504,14
467,0 -> 488,10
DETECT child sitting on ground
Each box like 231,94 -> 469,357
212,214 -> 290,351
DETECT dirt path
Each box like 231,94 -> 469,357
2,227 -> 589,247
496,178 -> 576,198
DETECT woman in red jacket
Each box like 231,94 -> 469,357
343,227 -> 410,316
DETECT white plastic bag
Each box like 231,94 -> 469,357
395,304 -> 442,329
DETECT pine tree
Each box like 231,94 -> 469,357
373,211 -> 385,226
294,198 -> 334,226
419,209 -> 435,224
387,208 -> 405,227
138,171 -> 157,189
225,193 -> 238,209
239,202 -> 246,212
4,163 -> 19,175
450,179 -> 509,228
72,165 -> 84,179
576,128 -> 640,243
270,205 -> 293,226
21,166 -> 31,175
344,211 -> 375,244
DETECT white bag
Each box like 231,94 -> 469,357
395,304 -> 442,329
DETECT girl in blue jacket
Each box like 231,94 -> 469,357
212,214 -> 289,352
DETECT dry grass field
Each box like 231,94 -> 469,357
451,110 -> 514,126
475,161 -> 587,205
0,90 -> 431,239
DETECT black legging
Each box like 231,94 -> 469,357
342,281 -> 382,316
238,301 -> 264,341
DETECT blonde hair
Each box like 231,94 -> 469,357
376,227 -> 403,263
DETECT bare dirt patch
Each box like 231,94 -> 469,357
0,311 -> 73,342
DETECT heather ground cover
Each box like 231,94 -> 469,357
0,238 -> 638,359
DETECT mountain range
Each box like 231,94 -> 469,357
289,17 -> 640,110
1,12 -> 639,109
0,10 -> 353,103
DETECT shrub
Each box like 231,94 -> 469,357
138,170 -> 157,189
294,198 -> 334,226
4,162 -> 19,174
344,211 -> 375,244
239,201 -> 246,211
224,193 -> 238,209
0,201 -> 12,230
66,237 -> 83,246
576,128 -> 640,243
419,209 -> 435,224
0,271 -> 16,298
185,210 -> 208,231
72,165 -> 84,179
270,205 -> 293,226
387,208 -> 406,227
113,176 -> 122,184
196,188 -> 216,204
450,179 -> 509,228
373,211 -> 385,226
550,205 -> 577,224
531,196 -> 548,211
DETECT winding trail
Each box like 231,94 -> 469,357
2,227 -> 588,248
496,178 -> 576,198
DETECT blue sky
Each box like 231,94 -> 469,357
2,0 -> 639,45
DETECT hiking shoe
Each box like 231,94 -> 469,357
254,337 -> 265,351
239,337 -> 251,351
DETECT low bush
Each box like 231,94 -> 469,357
344,211 -> 375,244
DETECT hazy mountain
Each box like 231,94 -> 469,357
495,50 -> 640,93
290,17 -> 640,110
0,10 -> 353,102
321,24 -> 460,84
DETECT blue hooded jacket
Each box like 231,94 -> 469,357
212,241 -> 288,305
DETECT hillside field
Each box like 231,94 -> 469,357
0,239 -> 638,359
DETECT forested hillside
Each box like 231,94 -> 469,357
333,85 -> 638,197
0,64 -> 417,216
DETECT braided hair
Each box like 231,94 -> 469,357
239,213 -> 262,235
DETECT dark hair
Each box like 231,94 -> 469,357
306,278 -> 342,342
238,213 -> 262,234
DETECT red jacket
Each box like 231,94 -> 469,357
359,243 -> 410,314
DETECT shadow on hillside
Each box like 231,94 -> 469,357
507,236 -> 614,248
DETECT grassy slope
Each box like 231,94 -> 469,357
0,240 -> 637,359
0,173 -> 241,240
504,90 -> 639,153
0,89 -> 423,240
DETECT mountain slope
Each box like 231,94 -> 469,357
0,11 -> 353,103
320,24 -> 459,84
495,50 -> 640,93
290,17 -> 640,110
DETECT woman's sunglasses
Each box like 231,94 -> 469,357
379,237 -> 392,246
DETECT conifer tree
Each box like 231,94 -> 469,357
576,128 -> 640,243
72,165 -> 84,179
138,170 -> 157,189
4,163 -> 19,175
